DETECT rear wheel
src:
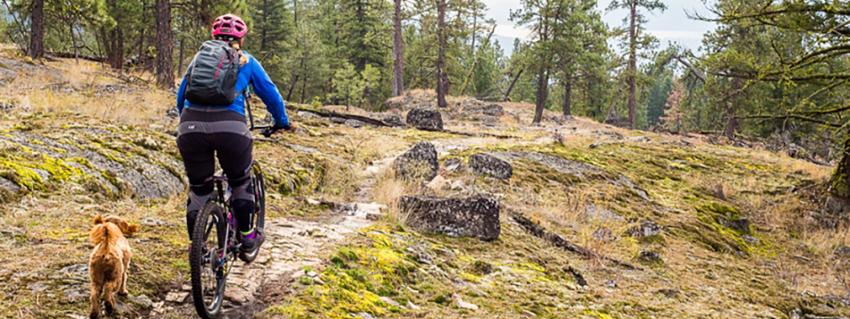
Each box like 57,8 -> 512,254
190,202 -> 227,318
238,162 -> 266,263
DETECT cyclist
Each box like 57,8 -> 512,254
175,13 -> 290,255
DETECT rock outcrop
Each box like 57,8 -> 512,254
0,130 -> 183,200
469,153 -> 512,179
400,195 -> 500,241
393,142 -> 439,181
406,108 -> 443,131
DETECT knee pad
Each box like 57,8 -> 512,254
187,191 -> 212,212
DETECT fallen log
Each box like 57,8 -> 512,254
47,51 -> 107,62
442,129 -> 515,139
287,104 -> 396,127
508,209 -> 642,271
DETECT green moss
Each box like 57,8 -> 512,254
0,153 -> 84,191
269,227 -> 414,318
583,309 -> 615,319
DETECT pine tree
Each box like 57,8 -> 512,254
155,0 -> 173,88
608,0 -> 665,128
660,80 -> 684,133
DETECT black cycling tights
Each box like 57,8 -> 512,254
177,109 -> 255,238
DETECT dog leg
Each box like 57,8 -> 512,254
103,282 -> 116,316
119,257 -> 129,296
89,283 -> 102,319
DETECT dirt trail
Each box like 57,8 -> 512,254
151,146 -> 403,318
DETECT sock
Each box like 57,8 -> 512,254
241,228 -> 256,239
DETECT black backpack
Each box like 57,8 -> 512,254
184,40 -> 240,106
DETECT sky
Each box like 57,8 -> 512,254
484,0 -> 718,54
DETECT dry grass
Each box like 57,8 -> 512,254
0,50 -> 173,125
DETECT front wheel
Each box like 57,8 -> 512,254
238,163 -> 266,263
190,202 -> 227,318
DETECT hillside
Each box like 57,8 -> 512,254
0,50 -> 847,319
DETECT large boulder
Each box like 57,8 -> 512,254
469,153 -> 512,179
393,142 -> 439,181
400,195 -> 500,241
406,108 -> 443,131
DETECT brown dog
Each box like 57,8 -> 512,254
88,214 -> 138,318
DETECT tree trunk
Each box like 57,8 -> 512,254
533,68 -> 549,124
261,0 -> 269,51
532,0 -> 552,125
460,24 -> 495,96
108,27 -> 124,69
137,1 -> 147,69
830,138 -> 850,200
723,77 -> 742,138
562,77 -> 572,117
354,0 -> 366,70
177,38 -> 185,75
627,0 -> 637,129
155,0 -> 174,88
391,0 -> 404,96
503,68 -> 523,101
436,0 -> 448,108
29,0 -> 45,58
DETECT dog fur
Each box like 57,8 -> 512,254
88,214 -> 138,318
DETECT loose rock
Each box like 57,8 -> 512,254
393,142 -> 439,181
443,158 -> 465,172
584,204 -> 624,222
628,220 -> 662,238
721,217 -> 751,234
400,195 -> 501,241
638,250 -> 663,264
453,294 -> 479,310
469,153 -> 513,179
406,108 -> 443,131
382,114 -> 405,127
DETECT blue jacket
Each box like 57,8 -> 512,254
176,52 -> 289,127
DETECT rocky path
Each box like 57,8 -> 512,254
152,154 -> 395,318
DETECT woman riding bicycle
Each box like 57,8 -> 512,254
175,13 -> 290,255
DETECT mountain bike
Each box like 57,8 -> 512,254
188,153 -> 267,318
189,91 -> 275,318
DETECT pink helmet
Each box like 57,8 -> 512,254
211,14 -> 248,39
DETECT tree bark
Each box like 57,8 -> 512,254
503,68 -> 523,101
830,138 -> 850,200
533,67 -> 549,124
627,0 -> 637,128
29,0 -> 45,58
562,77 -> 572,117
108,27 -> 124,69
137,1 -> 148,69
392,0 -> 404,96
155,0 -> 174,88
723,77 -> 742,138
532,0 -> 553,125
177,38 -> 185,75
260,0 -> 269,51
436,0 -> 449,108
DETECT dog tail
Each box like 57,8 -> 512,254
90,224 -> 113,248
